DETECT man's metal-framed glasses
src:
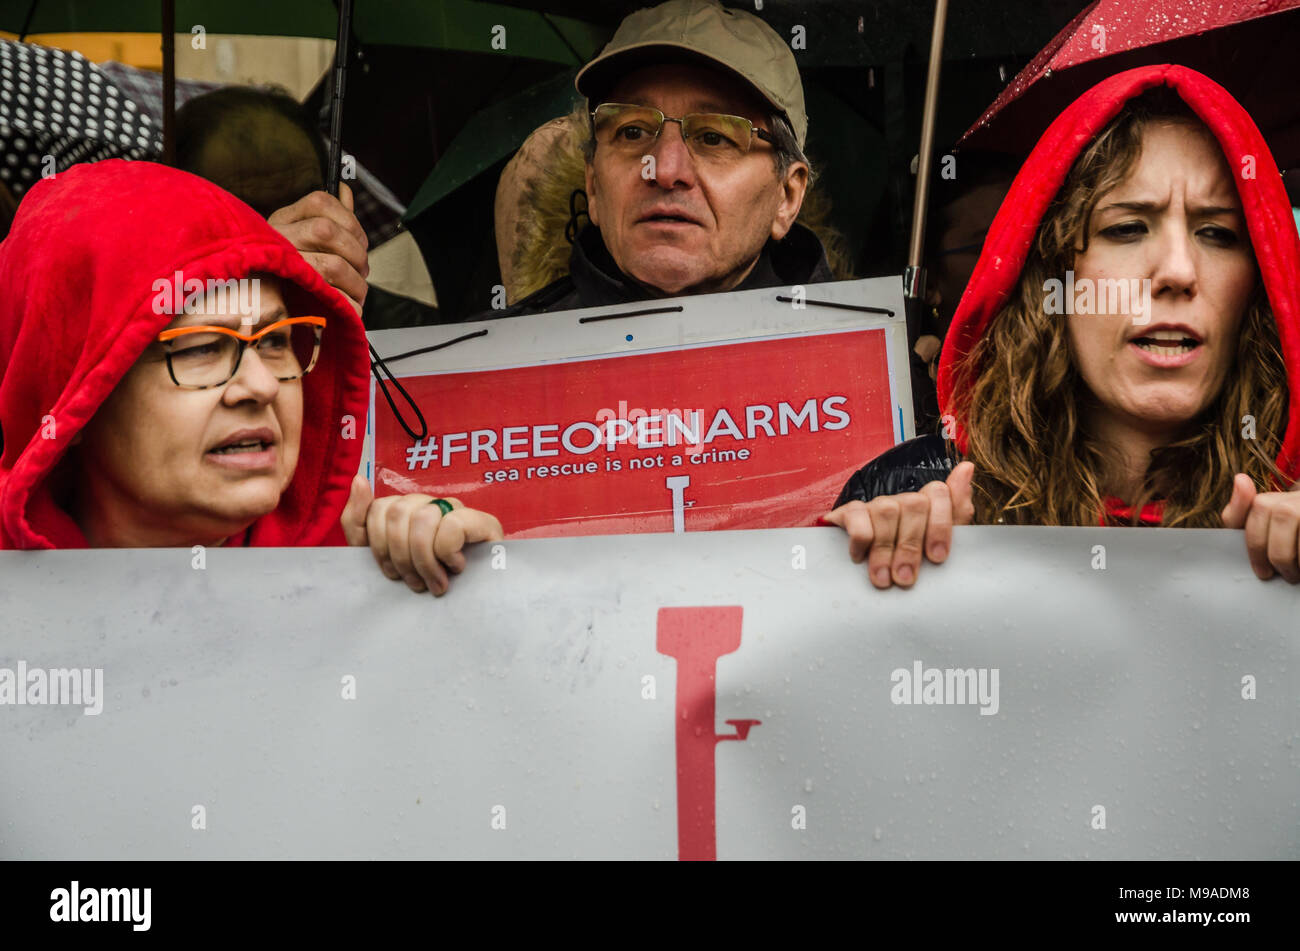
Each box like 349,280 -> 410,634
156,316 -> 326,389
591,102 -> 775,160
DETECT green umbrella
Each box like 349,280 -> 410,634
404,67 -> 581,222
4,0 -> 335,38
6,0 -> 602,63
3,0 -> 607,167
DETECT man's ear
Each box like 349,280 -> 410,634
584,161 -> 600,228
770,162 -> 810,241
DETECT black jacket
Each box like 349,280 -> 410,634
833,434 -> 960,507
473,221 -> 834,319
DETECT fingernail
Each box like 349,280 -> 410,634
897,565 -> 913,584
814,516 -> 833,527
932,544 -> 947,560
873,568 -> 889,586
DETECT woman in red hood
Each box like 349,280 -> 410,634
0,160 -> 500,595
825,65 -> 1300,589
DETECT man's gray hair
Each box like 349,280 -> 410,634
581,107 -> 812,182
767,112 -> 812,181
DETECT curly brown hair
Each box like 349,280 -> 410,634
950,88 -> 1290,527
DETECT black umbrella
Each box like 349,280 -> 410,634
0,37 -> 158,200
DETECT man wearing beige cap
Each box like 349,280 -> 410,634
493,0 -> 830,316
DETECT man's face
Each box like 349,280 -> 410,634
74,278 -> 304,546
585,63 -> 808,296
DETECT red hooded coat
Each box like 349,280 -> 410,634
0,160 -> 371,548
840,65 -> 1300,524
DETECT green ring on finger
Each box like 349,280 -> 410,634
429,498 -> 454,516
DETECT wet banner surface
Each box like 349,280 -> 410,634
0,527 -> 1295,860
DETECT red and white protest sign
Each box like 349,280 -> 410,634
370,328 -> 902,537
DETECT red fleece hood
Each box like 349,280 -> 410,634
936,65 -> 1300,518
0,160 -> 370,549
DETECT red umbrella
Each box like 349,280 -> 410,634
959,0 -> 1300,165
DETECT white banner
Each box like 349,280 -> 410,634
0,527 -> 1296,859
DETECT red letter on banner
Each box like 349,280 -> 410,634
656,607 -> 761,861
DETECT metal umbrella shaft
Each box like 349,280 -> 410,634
904,0 -> 950,302
162,0 -> 175,166
326,0 -> 353,198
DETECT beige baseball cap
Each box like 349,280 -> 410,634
575,0 -> 808,150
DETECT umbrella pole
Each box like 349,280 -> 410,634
325,0 -> 354,198
904,0 -> 950,302
18,0 -> 39,42
162,0 -> 175,166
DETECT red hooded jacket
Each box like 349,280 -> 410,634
839,65 -> 1300,524
0,160 -> 371,548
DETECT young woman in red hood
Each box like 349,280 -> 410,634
0,160 -> 500,596
825,65 -> 1300,589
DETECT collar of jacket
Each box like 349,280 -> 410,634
1101,496 -> 1164,526
569,221 -> 832,307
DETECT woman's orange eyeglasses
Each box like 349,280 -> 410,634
156,316 -> 326,389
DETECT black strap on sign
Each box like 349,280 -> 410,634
366,329 -> 489,443
774,296 -> 895,317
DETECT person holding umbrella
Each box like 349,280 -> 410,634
823,65 -> 1300,588
173,85 -> 374,316
173,85 -> 434,332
